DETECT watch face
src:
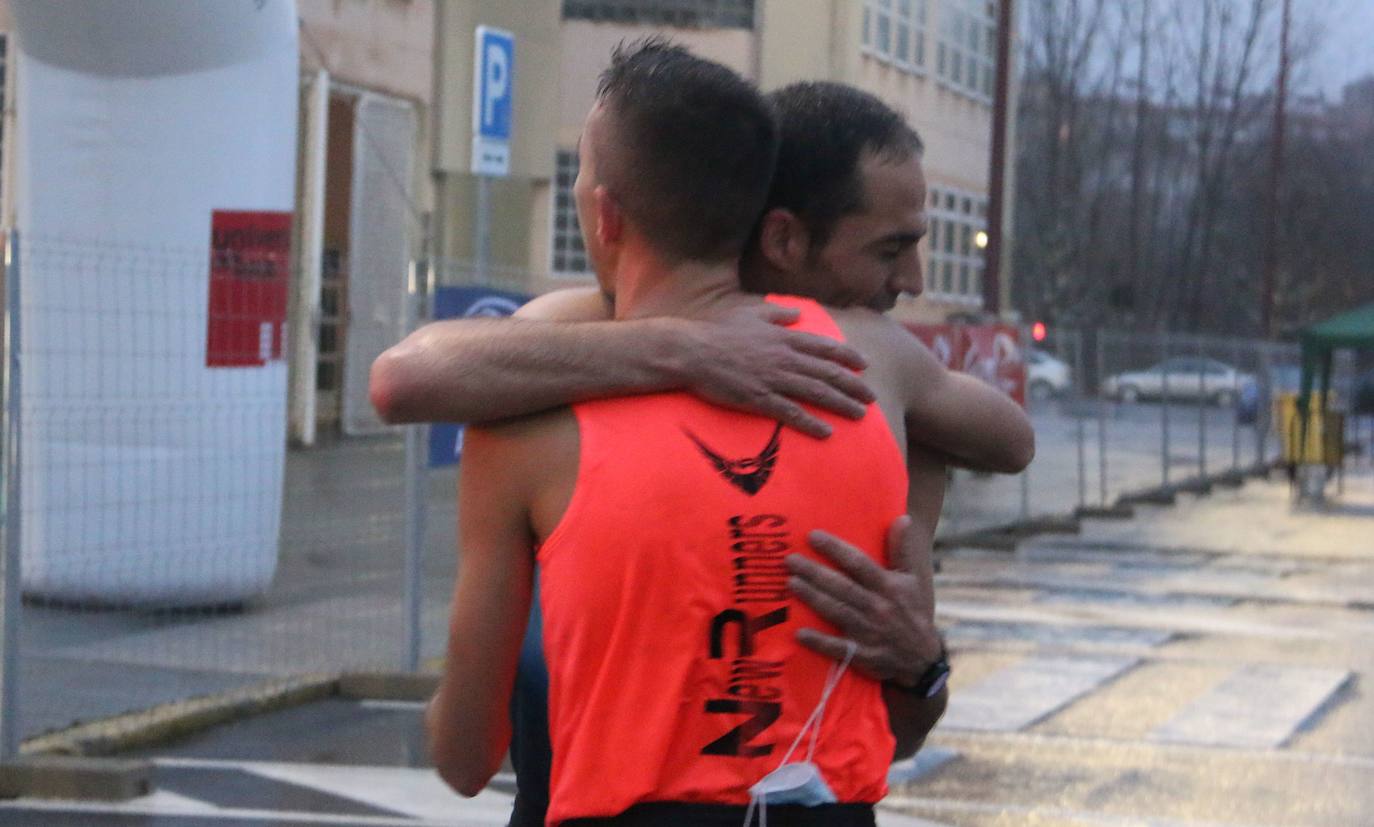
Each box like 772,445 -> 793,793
925,669 -> 950,698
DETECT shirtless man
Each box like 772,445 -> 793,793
378,79 -> 1033,824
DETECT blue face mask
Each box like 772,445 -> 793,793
749,761 -> 838,807
742,642 -> 857,826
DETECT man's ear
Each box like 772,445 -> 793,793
757,208 -> 810,273
593,186 -> 623,250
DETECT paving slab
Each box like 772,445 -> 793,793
941,654 -> 1139,732
1149,664 -> 1353,749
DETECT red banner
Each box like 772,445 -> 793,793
903,324 -> 966,370
903,322 -> 1028,407
206,210 -> 292,368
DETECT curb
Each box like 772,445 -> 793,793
338,671 -> 439,702
937,515 -> 1081,551
0,756 -> 152,802
945,459 -> 1285,553
1117,487 -> 1178,506
1075,504 -> 1135,520
9,670 -> 441,802
21,673 -> 341,759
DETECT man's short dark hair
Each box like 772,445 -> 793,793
764,82 -> 924,246
593,38 -> 778,262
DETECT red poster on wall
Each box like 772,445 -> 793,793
902,322 -> 1028,408
206,210 -> 293,368
963,324 -> 1027,407
902,323 -> 966,371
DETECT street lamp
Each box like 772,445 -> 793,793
974,230 -> 989,249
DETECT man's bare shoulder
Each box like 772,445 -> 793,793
515,287 -> 613,322
827,307 -> 941,381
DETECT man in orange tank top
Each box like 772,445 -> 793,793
425,42 -> 1032,826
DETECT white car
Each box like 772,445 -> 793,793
1027,349 -> 1072,401
1102,357 -> 1254,406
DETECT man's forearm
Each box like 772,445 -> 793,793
370,318 -> 689,424
884,685 -> 948,761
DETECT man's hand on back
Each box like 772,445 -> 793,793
670,303 -> 875,439
784,515 -> 942,684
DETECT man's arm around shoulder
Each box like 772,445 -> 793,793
369,287 -> 876,436
854,313 -> 1034,474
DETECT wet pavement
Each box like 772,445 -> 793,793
13,405 -> 1245,742
4,466 -> 1372,825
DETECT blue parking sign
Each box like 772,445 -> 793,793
472,25 -> 514,176
428,286 -> 531,468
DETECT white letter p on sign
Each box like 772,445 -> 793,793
484,44 -> 508,129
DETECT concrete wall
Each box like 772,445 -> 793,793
298,0 -> 434,104
528,20 -> 757,295
298,0 -> 436,237
432,0 -> 561,274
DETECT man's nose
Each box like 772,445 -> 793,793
893,256 -> 924,298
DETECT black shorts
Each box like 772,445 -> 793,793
561,801 -> 876,827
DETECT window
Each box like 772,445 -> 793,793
562,0 -> 754,29
551,149 -> 590,276
863,0 -> 928,74
935,0 -> 995,102
926,185 -> 986,305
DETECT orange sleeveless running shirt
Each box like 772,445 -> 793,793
537,296 -> 908,825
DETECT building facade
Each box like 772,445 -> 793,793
432,0 -> 1014,324
1,0 -> 1010,442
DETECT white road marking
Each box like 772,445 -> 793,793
882,794 -> 1276,827
929,729 -> 1374,769
1150,664 -> 1352,749
0,794 -> 471,825
942,654 -> 1138,731
154,757 -> 513,823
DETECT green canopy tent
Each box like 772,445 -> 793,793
1296,301 -> 1374,464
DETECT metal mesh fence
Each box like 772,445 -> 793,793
0,240 -> 1348,753
940,327 -> 1305,538
2,235 -> 422,748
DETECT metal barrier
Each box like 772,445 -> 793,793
0,234 -> 423,754
941,327 -> 1302,540
0,240 -> 1329,754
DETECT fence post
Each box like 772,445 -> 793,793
1097,328 -> 1109,507
400,259 -> 430,673
1257,345 -> 1272,470
1074,328 -> 1086,510
1232,338 -> 1243,472
0,229 -> 23,759
1019,324 -> 1031,522
1197,336 -> 1207,480
1161,332 -> 1172,488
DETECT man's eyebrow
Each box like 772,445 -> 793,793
873,231 -> 924,248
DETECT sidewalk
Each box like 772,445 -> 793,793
882,464 -> 1374,825
6,465 -> 1370,825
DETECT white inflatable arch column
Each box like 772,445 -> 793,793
11,0 -> 299,604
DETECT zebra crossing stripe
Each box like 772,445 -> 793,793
941,654 -> 1138,732
1149,664 -> 1352,749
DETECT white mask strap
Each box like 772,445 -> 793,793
778,639 -> 858,768
743,640 -> 859,827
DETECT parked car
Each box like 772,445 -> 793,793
1026,348 -> 1073,401
1102,357 -> 1255,405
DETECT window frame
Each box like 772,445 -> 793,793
925,184 -> 987,307
862,0 -> 929,76
549,148 -> 592,279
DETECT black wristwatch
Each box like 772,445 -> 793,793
888,645 -> 950,699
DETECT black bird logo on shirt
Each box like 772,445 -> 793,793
683,422 -> 784,496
